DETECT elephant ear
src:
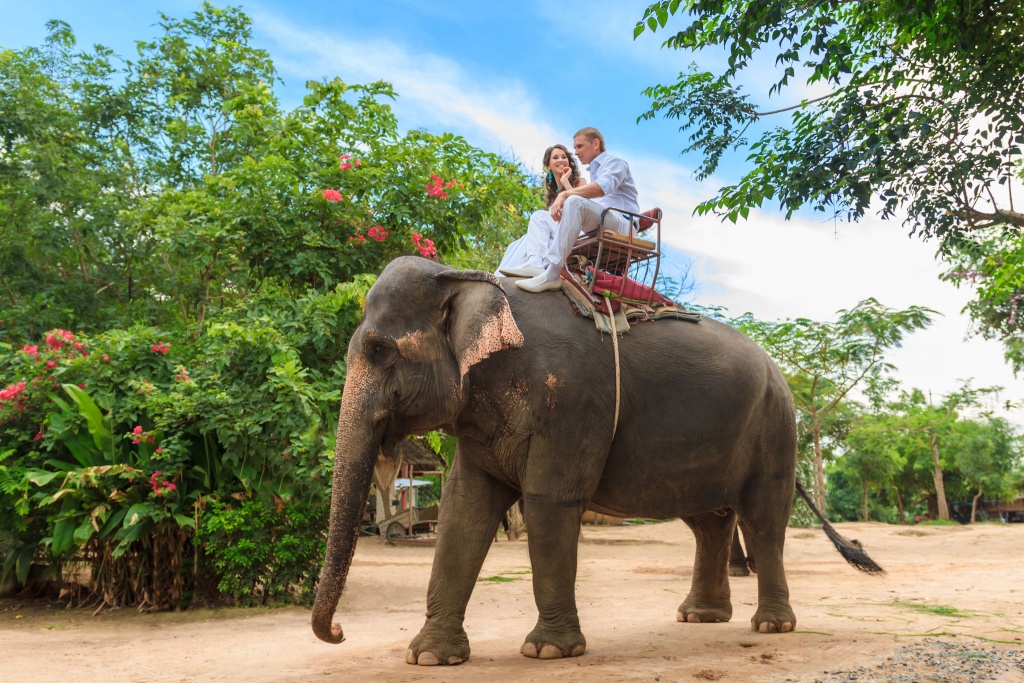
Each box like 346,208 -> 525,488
436,269 -> 524,381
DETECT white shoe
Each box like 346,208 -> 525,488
499,266 -> 544,278
515,274 -> 562,293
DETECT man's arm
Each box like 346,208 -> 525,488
558,180 -> 605,199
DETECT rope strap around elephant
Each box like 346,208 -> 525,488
606,293 -> 621,441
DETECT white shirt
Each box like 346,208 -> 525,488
588,151 -> 640,216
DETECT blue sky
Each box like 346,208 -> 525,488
3,1 -> 1020,413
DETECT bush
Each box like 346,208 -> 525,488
196,499 -> 327,606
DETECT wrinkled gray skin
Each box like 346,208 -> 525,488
312,256 -> 799,665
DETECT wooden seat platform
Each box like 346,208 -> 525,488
569,207 -> 662,303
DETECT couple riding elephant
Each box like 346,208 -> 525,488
311,256 -> 880,665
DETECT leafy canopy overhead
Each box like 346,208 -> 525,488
635,0 -> 1024,243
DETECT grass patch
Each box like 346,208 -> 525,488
893,601 -> 973,618
917,519 -> 961,526
477,575 -> 521,583
895,529 -> 930,536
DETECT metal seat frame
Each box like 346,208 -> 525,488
569,207 -> 662,305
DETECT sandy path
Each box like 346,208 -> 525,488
3,521 -> 1023,682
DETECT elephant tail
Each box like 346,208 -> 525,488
796,479 -> 885,575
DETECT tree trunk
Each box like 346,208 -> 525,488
894,487 -> 907,525
861,482 -> 869,522
971,485 -> 984,524
929,435 -> 950,521
812,418 -> 827,513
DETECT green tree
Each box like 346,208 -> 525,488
947,416 -> 1022,522
0,5 -> 539,607
635,0 -> 1024,367
734,298 -> 933,511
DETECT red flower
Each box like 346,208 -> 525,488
348,234 -> 366,244
21,345 -> 39,357
156,447 -> 163,454
46,361 -> 57,369
411,233 -> 437,259
33,432 -> 43,441
353,159 -> 362,167
425,173 -> 449,199
367,226 -> 389,242
102,354 -> 110,362
73,342 -> 85,351
132,425 -> 144,444
151,342 -> 171,354
322,189 -> 343,202
77,384 -> 86,390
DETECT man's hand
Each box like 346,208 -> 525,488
550,193 -> 567,222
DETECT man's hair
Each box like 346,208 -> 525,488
574,126 -> 606,152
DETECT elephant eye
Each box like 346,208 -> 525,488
364,338 -> 395,365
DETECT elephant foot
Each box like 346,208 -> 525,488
747,559 -> 757,575
750,602 -> 796,634
520,626 -> 586,660
406,621 -> 470,666
676,596 -> 733,624
728,562 -> 750,577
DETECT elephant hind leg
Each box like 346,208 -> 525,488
742,493 -> 796,633
677,511 -> 735,624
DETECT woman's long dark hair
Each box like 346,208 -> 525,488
543,144 -> 581,208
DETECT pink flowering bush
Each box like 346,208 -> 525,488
321,188 -> 343,202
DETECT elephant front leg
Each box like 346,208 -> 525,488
521,494 -> 588,659
678,511 -> 736,624
407,450 -> 518,666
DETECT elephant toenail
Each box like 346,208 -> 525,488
570,645 -> 586,657
522,642 -> 538,658
781,622 -> 794,633
539,644 -> 562,659
405,649 -> 417,665
417,651 -> 439,665
687,613 -> 702,623
758,622 -> 770,633
447,655 -> 463,665
676,611 -> 685,622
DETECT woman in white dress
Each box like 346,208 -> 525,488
496,144 -> 585,274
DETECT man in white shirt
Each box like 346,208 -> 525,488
501,127 -> 640,293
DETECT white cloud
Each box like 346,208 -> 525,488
253,11 -> 560,168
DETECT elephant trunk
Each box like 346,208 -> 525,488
311,367 -> 382,644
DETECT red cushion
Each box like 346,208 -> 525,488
636,208 -> 662,234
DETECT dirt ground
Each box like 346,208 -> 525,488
3,520 -> 1023,683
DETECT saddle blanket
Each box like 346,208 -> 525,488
560,266 -> 701,335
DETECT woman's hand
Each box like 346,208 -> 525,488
559,167 -> 573,190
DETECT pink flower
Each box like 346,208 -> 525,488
102,354 -> 110,362
367,226 -> 389,242
156,447 -> 163,454
339,153 -> 352,160
348,234 -> 366,244
353,159 -> 362,167
46,361 -> 57,369
411,233 -> 437,259
77,384 -> 86,390
151,342 -> 170,355
132,425 -> 144,444
33,432 -> 43,441
425,173 -> 449,199
339,162 -> 353,171
322,189 -> 343,202
0,381 -> 27,402
73,342 -> 85,350
133,426 -> 143,434
21,345 -> 39,357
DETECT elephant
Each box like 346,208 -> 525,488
311,256 -> 881,665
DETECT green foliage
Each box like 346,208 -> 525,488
196,499 -> 327,606
634,0 -> 1024,373
0,4 -> 538,607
